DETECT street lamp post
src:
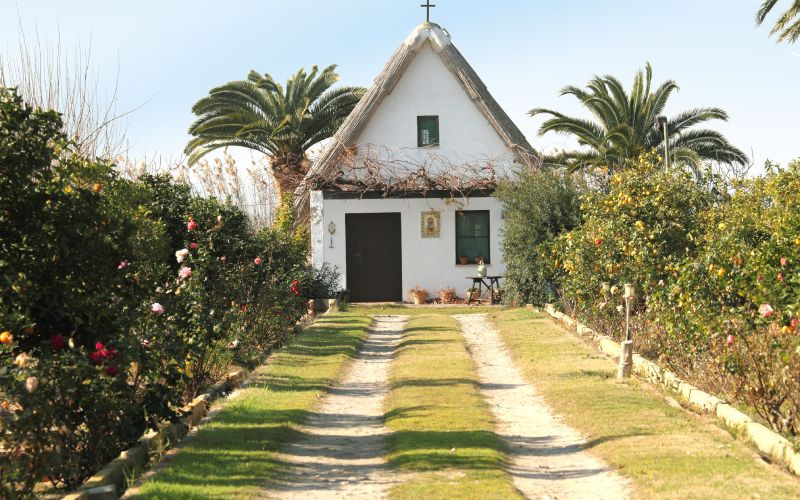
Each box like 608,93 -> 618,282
617,283 -> 635,380
656,115 -> 670,168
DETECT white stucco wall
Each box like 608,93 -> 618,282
354,42 -> 516,175
311,191 -> 506,300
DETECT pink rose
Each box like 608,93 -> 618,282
254,257 -> 262,265
187,220 -> 198,232
759,303 -> 774,318
25,376 -> 38,393
179,266 -> 192,279
190,242 -> 198,250
151,302 -> 165,316
118,261 -> 128,270
726,334 -> 734,347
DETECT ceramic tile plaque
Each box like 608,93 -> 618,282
421,210 -> 441,238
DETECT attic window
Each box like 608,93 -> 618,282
417,115 -> 439,147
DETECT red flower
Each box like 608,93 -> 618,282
778,272 -> 784,282
106,365 -> 118,376
95,342 -> 104,351
791,317 -> 799,328
51,335 -> 65,350
90,351 -> 104,364
726,334 -> 735,347
190,242 -> 198,250
593,237 -> 603,246
290,279 -> 301,296
781,257 -> 789,267
187,219 -> 198,232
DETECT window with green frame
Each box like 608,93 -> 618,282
455,210 -> 490,264
417,115 -> 439,147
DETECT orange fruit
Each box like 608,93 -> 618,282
0,331 -> 13,344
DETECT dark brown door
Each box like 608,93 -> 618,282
346,213 -> 402,302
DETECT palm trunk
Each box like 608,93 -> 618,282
269,152 -> 310,206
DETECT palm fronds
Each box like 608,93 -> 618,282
186,65 -> 366,195
756,0 -> 800,43
529,63 -> 747,173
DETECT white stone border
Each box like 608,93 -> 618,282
539,304 -> 800,476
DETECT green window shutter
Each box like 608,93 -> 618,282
417,115 -> 439,147
455,211 -> 490,264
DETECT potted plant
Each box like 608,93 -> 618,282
466,287 -> 482,302
301,263 -> 341,314
458,255 -> 469,265
408,286 -> 429,304
438,287 -> 456,304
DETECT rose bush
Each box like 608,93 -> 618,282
504,149 -> 800,437
0,88 -> 310,496
649,160 -> 800,435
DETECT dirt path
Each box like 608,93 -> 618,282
454,313 -> 629,500
261,315 -> 406,499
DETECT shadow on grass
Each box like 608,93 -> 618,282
396,338 -> 458,350
391,378 -> 480,390
555,369 -> 615,380
133,316 -> 373,498
387,430 -> 507,471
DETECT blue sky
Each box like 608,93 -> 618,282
1,0 -> 798,170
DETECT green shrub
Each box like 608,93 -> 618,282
650,160 -> 800,435
495,168 -> 582,305
0,88 -> 309,496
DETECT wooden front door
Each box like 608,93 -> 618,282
346,213 -> 402,302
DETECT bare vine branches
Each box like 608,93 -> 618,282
306,144 -> 540,199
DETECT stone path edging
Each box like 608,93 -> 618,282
540,303 -> 800,477
454,313 -> 629,499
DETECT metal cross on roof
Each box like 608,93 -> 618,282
420,1 -> 435,22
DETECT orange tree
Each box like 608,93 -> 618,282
649,160 -> 800,435
551,152 -> 718,340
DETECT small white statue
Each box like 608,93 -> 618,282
476,257 -> 487,278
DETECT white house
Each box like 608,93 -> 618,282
295,22 -> 535,302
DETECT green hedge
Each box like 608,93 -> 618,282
500,152 -> 800,439
0,87 -> 309,496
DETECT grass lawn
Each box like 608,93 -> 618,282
370,309 -> 519,499
490,308 -> 800,499
130,313 -> 371,499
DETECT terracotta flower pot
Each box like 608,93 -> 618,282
439,289 -> 456,304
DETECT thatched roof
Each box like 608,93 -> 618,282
295,22 -> 535,216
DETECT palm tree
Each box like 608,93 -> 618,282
756,0 -> 800,43
186,65 -> 366,199
529,63 -> 748,174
